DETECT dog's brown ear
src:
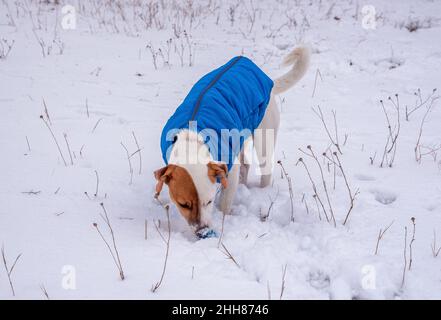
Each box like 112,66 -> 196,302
207,162 -> 228,188
153,165 -> 176,195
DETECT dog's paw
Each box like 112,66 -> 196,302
196,227 -> 218,239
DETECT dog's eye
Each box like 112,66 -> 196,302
179,202 -> 191,210
204,200 -> 213,206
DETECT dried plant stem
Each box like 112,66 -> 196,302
380,100 -> 393,167
333,152 -> 360,226
408,217 -> 416,271
268,188 -> 280,220
312,106 -> 342,155
92,118 -> 103,133
313,195 -> 322,221
1,245 -> 22,297
132,131 -> 142,175
343,133 -> 349,146
86,98 -> 89,118
277,160 -> 294,221
146,43 -> 158,70
22,190 -> 41,195
299,146 -> 336,227
401,226 -> 408,288
154,219 -> 167,245
380,135 -> 391,168
93,223 -> 122,279
379,95 -> 400,168
406,88 -> 437,120
296,158 -> 330,223
121,142 -> 133,185
184,30 -> 194,67
280,264 -> 287,300
40,115 -> 67,166
218,211 -> 226,247
311,68 -> 322,98
418,145 -> 441,162
94,170 -> 99,197
100,203 -> 124,279
42,98 -> 52,126
431,230 -> 441,258
330,151 -> 337,190
415,98 -> 437,163
40,284 -> 50,300
93,203 -> 125,280
369,151 -> 377,165
33,30 -> 47,58
220,243 -> 240,268
152,195 -> 171,292
388,95 -> 401,161
63,133 -> 74,165
332,110 -> 340,150
374,220 -> 394,255
0,38 -> 15,59
26,136 -> 31,152
267,280 -> 272,300
301,193 -> 310,215
144,219 -> 148,240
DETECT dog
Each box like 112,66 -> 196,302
154,46 -> 310,237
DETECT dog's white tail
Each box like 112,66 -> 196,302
272,46 -> 310,95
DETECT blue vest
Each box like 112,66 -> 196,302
160,56 -> 274,171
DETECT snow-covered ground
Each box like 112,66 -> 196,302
1,0 -> 441,299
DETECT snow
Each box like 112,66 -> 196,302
1,0 -> 441,299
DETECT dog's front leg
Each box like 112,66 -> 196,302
219,163 -> 240,214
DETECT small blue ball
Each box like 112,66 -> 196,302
196,227 -> 218,239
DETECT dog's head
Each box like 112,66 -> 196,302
154,162 -> 228,229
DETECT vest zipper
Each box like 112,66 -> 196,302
189,56 -> 243,121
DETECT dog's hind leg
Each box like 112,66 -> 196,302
239,137 -> 253,185
253,46 -> 308,187
255,95 -> 279,188
239,157 -> 249,186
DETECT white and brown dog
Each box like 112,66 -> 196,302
154,46 -> 310,237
